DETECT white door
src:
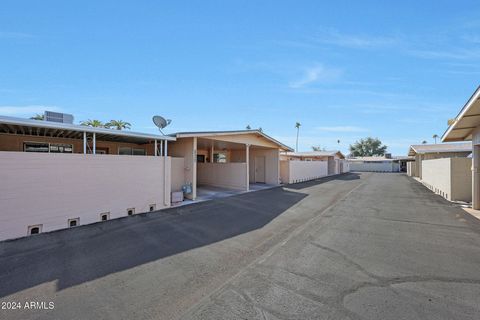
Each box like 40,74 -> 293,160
255,156 -> 266,183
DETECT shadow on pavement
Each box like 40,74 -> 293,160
0,185 -> 309,298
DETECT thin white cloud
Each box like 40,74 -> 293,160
289,64 -> 342,89
0,105 -> 62,116
316,126 -> 369,133
0,31 -> 34,39
310,28 -> 399,49
407,48 -> 480,60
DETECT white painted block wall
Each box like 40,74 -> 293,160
280,160 -> 328,184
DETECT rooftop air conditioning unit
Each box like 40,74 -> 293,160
44,111 -> 74,124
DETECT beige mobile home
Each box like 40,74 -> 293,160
279,151 -> 348,184
348,156 -> 400,172
407,143 -> 471,179
0,114 -> 175,241
168,130 -> 293,200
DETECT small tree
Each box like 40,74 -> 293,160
422,140 -> 428,144
105,120 -> 131,130
312,146 -> 326,151
246,125 -> 251,130
80,119 -> 105,127
258,127 -> 263,132
295,122 -> 301,152
349,137 -> 387,157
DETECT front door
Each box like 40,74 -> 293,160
255,156 -> 266,183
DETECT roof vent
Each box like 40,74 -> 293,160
44,111 -> 74,124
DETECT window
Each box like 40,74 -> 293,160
23,142 -> 73,153
127,208 -> 135,216
119,147 -> 146,155
197,155 -> 206,163
100,212 -> 110,221
119,147 -> 132,155
28,224 -> 42,235
24,142 -> 49,153
132,148 -> 146,156
50,143 -> 73,153
214,153 -> 227,163
68,218 -> 80,227
149,204 -> 156,212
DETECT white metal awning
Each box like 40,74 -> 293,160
0,115 -> 175,144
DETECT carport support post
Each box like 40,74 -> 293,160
246,144 -> 250,191
210,142 -> 214,163
83,131 -> 87,154
192,137 -> 197,200
473,145 -> 480,210
93,132 -> 96,155
154,140 -> 157,156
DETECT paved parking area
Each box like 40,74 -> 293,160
1,172 -> 480,320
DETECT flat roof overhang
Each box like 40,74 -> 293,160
442,86 -> 480,142
0,115 -> 175,144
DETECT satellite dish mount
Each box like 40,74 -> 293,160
152,115 -> 172,135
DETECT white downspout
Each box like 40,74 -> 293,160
92,132 -> 96,155
83,132 -> 87,154
164,140 -> 169,206
246,144 -> 250,191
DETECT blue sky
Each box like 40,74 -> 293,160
1,1 -> 479,155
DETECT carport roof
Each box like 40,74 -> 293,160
0,115 -> 176,143
172,130 -> 293,151
442,85 -> 480,142
408,142 -> 472,156
284,150 -> 345,159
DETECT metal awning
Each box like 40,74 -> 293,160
442,86 -> 480,142
0,115 -> 175,144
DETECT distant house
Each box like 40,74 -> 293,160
407,142 -> 472,179
406,142 -> 472,203
279,151 -> 348,184
347,154 -> 404,172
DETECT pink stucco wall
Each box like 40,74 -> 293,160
0,152 -> 171,241
197,162 -> 247,189
171,157 -> 185,192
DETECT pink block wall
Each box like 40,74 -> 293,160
197,162 -> 247,190
0,152 -> 171,241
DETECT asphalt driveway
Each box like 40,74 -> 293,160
1,172 -> 480,320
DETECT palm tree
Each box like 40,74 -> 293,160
433,134 -> 439,144
105,120 -> 131,130
422,140 -> 428,144
337,139 -> 341,145
30,114 -> 44,120
80,119 -> 105,127
295,122 -> 301,152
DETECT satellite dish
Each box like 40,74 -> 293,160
152,115 -> 172,134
